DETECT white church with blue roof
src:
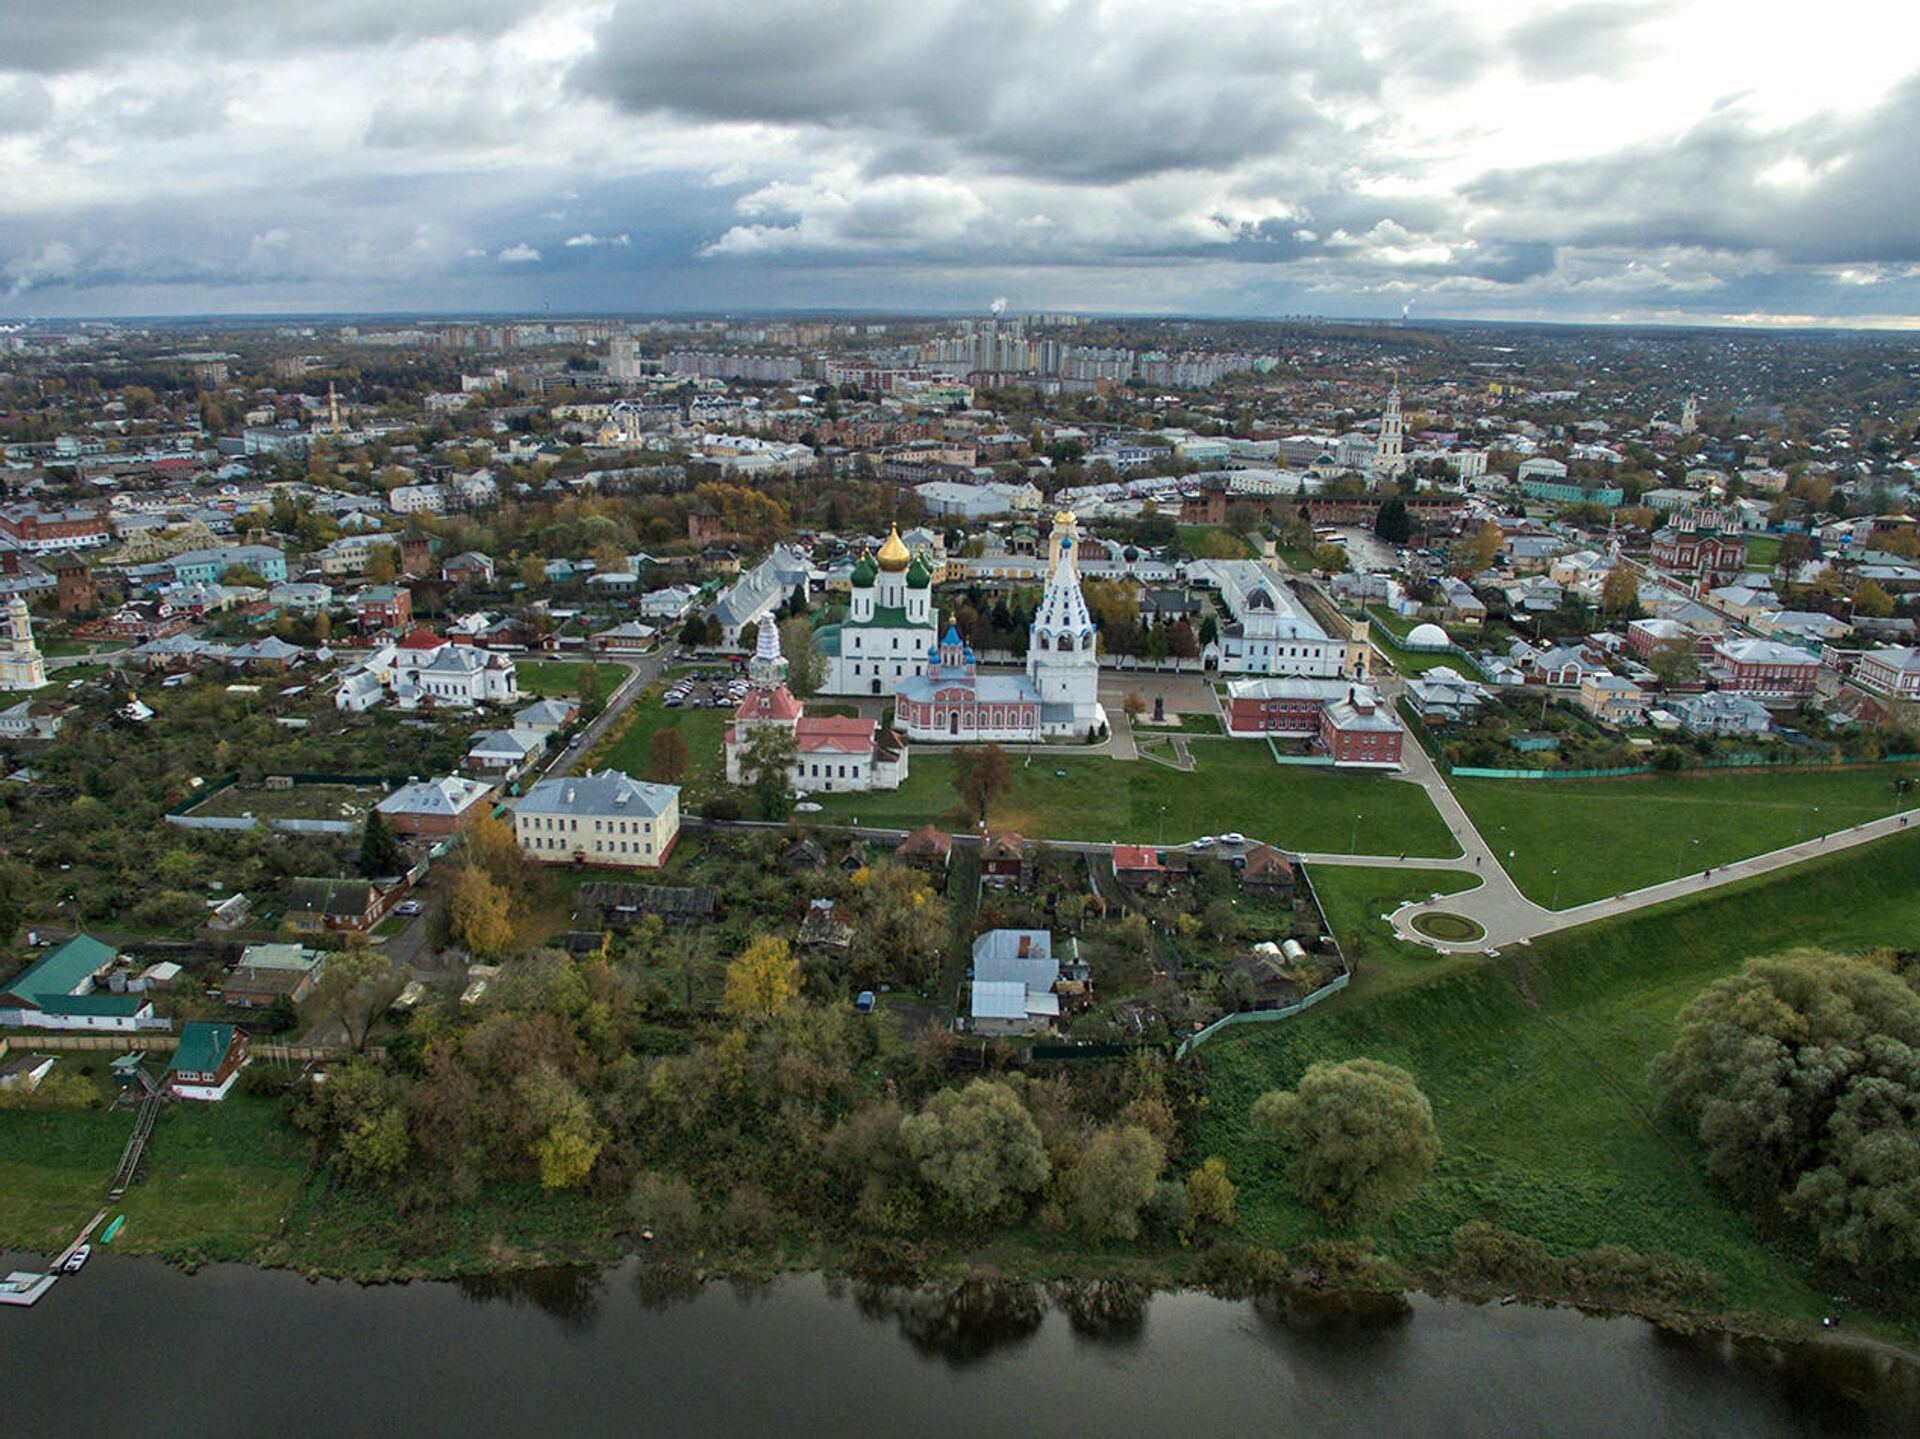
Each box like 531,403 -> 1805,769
894,512 -> 1106,743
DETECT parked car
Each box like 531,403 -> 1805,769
394,900 -> 423,917
1219,832 -> 1246,846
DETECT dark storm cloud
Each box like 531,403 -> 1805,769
0,0 -> 533,76
572,0 -> 1392,183
1463,71 -> 1920,265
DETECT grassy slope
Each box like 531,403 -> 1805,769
809,743 -> 1462,857
514,660 -> 619,700
595,688 -> 731,800
1200,830 -> 1920,1336
0,1088 -> 307,1261
1452,763 -> 1920,907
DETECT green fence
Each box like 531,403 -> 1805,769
1451,752 -> 1920,781
1174,972 -> 1352,1060
166,771 -> 412,817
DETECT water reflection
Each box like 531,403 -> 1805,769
1651,1324 -> 1920,1436
853,1275 -> 1046,1366
455,1265 -> 605,1330
1048,1278 -> 1151,1345
631,1261 -> 706,1312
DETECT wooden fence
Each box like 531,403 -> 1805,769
0,1033 -> 383,1063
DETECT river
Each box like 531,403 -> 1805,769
5,1255 -> 1915,1437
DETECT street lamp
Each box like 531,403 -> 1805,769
1350,812 -> 1363,854
1550,866 -> 1561,909
1673,836 -> 1699,879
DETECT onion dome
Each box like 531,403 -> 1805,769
851,550 -> 878,587
876,525 -> 911,572
905,550 -> 932,588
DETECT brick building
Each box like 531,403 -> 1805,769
1709,638 -> 1819,699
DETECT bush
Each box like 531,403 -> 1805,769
714,1183 -> 780,1249
628,1170 -> 703,1246
1193,1242 -> 1290,1298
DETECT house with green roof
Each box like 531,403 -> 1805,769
167,1021 -> 249,1101
0,934 -> 157,1032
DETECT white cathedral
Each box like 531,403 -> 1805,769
816,525 -> 939,697
893,512 -> 1106,743
0,596 -> 47,692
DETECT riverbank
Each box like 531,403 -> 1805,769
11,1257 -> 1915,1439
4,833 -> 1918,1351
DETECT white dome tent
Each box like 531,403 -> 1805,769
1405,622 -> 1452,651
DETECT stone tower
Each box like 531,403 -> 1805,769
0,594 -> 47,691
1374,375 -> 1405,480
1026,512 -> 1104,737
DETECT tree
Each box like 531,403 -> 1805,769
648,726 -> 689,785
1252,1058 -> 1439,1224
517,1062 -> 605,1190
1311,542 -> 1349,574
900,1079 -> 1050,1222
1185,1156 -> 1238,1230
952,743 -> 1012,826
313,950 -> 405,1053
740,725 -> 798,819
518,554 -> 547,588
1600,568 -> 1640,617
1065,1123 -> 1166,1239
365,545 -> 398,585
1121,691 -> 1146,724
458,809 -> 525,891
576,663 -> 605,712
1373,496 -> 1412,544
1853,580 -> 1895,618
722,934 -> 800,1021
358,809 -> 405,879
1651,950 -> 1920,1273
450,864 -> 514,957
1647,642 -> 1699,689
766,622 -> 818,702
1469,521 -> 1503,572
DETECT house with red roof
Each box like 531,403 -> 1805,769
1111,843 -> 1169,893
724,623 -> 908,793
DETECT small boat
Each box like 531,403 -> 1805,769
62,1244 -> 91,1274
101,1216 -> 126,1245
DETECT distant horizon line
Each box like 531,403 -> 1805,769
4,306 -> 1920,341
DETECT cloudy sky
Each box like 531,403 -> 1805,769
4,0 -> 1920,326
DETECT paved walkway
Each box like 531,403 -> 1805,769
1310,661 -> 1920,954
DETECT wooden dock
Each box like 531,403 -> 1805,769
1,1209 -> 109,1310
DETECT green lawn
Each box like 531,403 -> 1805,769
514,660 -> 619,700
1744,533 -> 1781,568
808,742 -> 1462,857
0,1087 -> 308,1263
597,688 -> 730,798
1177,525 -> 1260,561
40,638 -> 127,659
1367,609 -> 1484,679
1302,863 -> 1484,998
193,783 -> 379,821
24,663 -> 109,696
1200,830 -> 1920,1338
1452,763 -> 1920,907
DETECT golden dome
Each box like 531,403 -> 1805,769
1053,509 -> 1077,527
876,525 -> 911,572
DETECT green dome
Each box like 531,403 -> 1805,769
905,552 -> 932,588
850,552 -> 878,588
